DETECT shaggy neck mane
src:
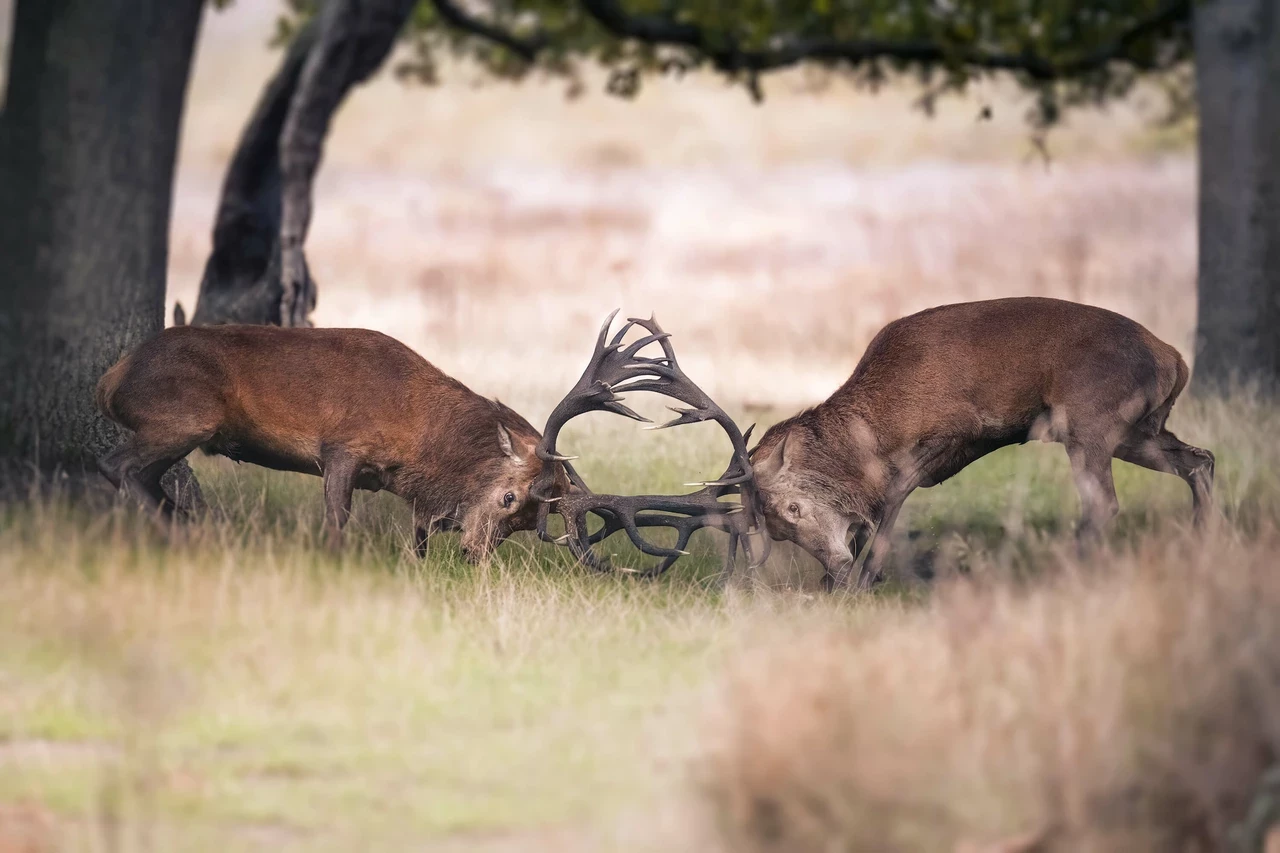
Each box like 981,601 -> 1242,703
754,401 -> 887,520
408,396 -> 543,514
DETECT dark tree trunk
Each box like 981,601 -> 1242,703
188,19 -> 320,327
1194,0 -> 1280,390
0,0 -> 203,487
189,0 -> 416,328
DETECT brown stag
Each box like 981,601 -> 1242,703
95,325 -> 558,561
749,297 -> 1215,591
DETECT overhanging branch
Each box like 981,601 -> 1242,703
578,0 -> 1192,81
1062,0 -> 1192,74
428,0 -> 546,61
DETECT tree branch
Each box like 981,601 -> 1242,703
1061,0 -> 1192,75
578,0 -> 1191,81
428,0 -> 547,62
277,0 -> 417,326
191,17 -> 321,326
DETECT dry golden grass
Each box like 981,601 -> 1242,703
692,398 -> 1280,853
699,526 -> 1280,853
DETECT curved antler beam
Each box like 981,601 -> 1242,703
530,312 -> 770,579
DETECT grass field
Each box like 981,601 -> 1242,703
3,393 -> 1279,852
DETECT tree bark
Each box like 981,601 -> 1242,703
1194,0 -> 1280,389
0,0 -> 203,485
190,0 -> 416,328
188,19 -> 321,327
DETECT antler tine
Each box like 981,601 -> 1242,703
683,474 -> 752,488
620,332 -> 672,359
595,308 -> 621,350
641,405 -> 702,431
536,501 -> 555,542
615,364 -> 678,384
607,320 -> 638,351
601,400 -> 651,422
625,316 -> 680,366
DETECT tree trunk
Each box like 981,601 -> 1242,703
0,0 -> 203,486
188,19 -> 320,327
1194,0 -> 1280,390
189,0 -> 416,328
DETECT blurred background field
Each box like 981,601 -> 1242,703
11,2 -> 1272,852
169,1 -> 1197,419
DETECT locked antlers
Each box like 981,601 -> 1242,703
529,311 -> 769,577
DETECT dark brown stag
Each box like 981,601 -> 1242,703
750,297 -> 1216,591
530,311 -> 768,578
95,325 -> 556,560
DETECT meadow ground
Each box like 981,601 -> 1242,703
3,393 -> 1279,852
10,2 -> 1277,852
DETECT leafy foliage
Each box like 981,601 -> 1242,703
267,0 -> 1192,125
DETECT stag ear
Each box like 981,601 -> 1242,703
497,424 -> 519,461
755,432 -> 794,479
776,432 -> 793,473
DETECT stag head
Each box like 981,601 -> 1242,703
529,311 -> 769,578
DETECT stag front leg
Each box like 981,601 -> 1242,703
410,507 -> 458,560
820,523 -> 874,592
819,534 -> 858,592
850,522 -> 872,560
413,520 -> 430,560
856,488 -> 912,590
321,448 -> 359,552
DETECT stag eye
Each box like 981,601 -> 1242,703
503,491 -> 516,509
788,502 -> 800,516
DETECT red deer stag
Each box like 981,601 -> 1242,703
750,297 -> 1215,591
95,325 -> 558,561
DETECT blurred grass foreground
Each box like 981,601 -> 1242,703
2,392 -> 1279,852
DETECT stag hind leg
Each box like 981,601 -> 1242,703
99,381 -> 222,520
98,430 -> 206,519
1115,429 -> 1215,527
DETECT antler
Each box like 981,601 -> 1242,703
530,310 -> 770,578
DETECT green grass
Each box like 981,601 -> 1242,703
1,394 -> 1276,851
